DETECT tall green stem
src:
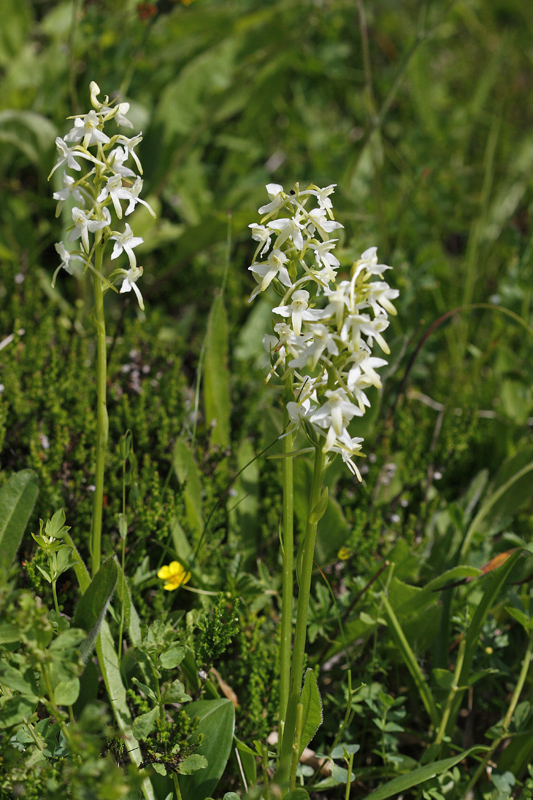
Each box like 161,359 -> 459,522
90,239 -> 108,576
279,444 -> 327,779
279,406 -> 295,745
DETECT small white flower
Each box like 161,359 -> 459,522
68,207 -> 110,252
306,207 -> 343,238
249,249 -> 291,299
249,223 -> 273,257
54,242 -> 85,275
309,239 -> 340,273
115,102 -> 134,129
107,146 -> 136,178
123,177 -> 156,217
120,266 -> 144,310
258,183 -> 286,216
116,133 -> 144,174
48,138 -> 84,179
273,289 -> 325,336
310,389 -> 363,451
97,174 -> 127,218
289,322 -> 339,370
366,281 -> 399,317
268,214 -> 306,251
300,184 -> 337,213
328,429 -> 364,480
65,109 -> 111,147
53,172 -> 85,215
110,223 -> 144,268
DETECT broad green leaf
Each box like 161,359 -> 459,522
283,790 -> 310,800
132,707 -> 158,739
0,695 -> 37,728
331,744 -> 360,759
160,644 -> 186,669
95,620 -> 155,800
203,293 -> 231,448
0,663 -> 39,698
299,669 -> 323,757
329,763 -> 354,783
365,747 -> 487,799
72,557 -> 118,664
0,469 -> 38,572
173,439 -> 204,536
54,678 -> 80,706
180,699 -> 235,800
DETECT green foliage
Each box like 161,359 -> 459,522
195,594 -> 241,670
3,0 -> 533,796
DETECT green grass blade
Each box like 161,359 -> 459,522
382,594 -> 439,728
203,293 -> 231,448
364,746 -> 487,799
96,620 -> 156,800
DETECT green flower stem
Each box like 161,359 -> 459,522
90,237 -> 109,577
172,774 -> 183,800
466,632 -> 533,793
279,404 -> 295,745
279,443 -> 326,779
434,634 -> 466,747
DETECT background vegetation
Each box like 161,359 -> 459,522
1,0 -> 533,798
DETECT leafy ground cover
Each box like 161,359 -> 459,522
1,1 -> 533,798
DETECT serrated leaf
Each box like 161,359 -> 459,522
0,469 -> 38,572
132,707 -> 158,739
299,669 -> 323,757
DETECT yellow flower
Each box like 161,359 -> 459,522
157,561 -> 191,591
